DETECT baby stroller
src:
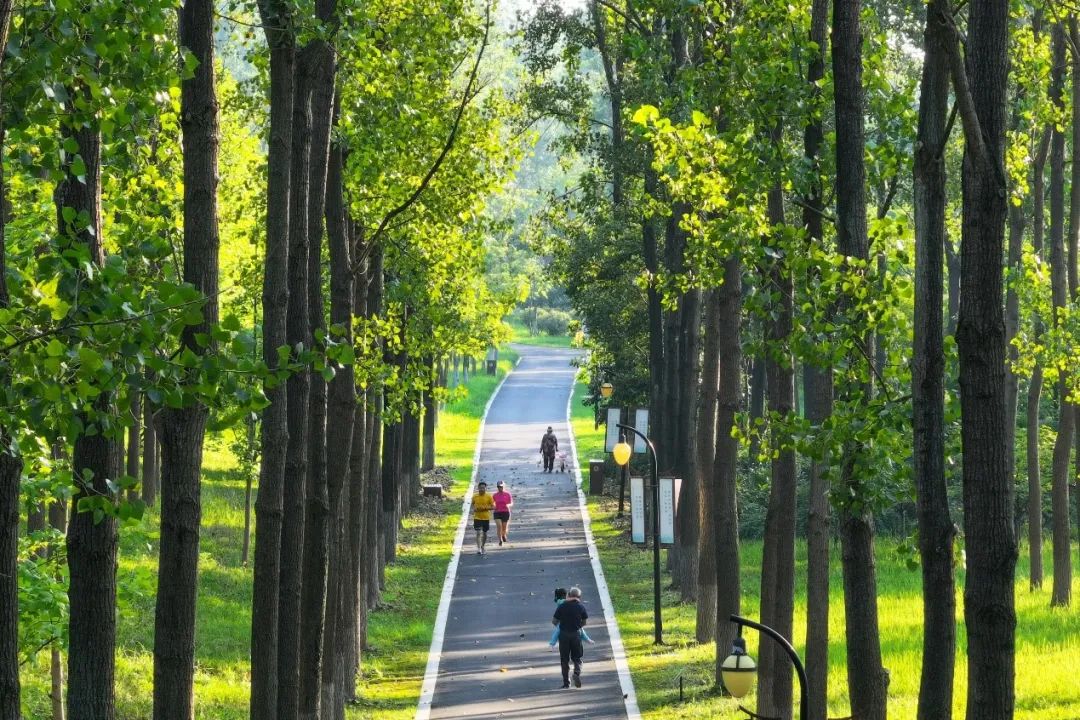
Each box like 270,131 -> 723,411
557,451 -> 568,473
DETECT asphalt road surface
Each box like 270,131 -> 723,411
426,346 -> 632,720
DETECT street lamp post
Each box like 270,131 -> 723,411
612,422 -> 662,645
721,614 -> 809,720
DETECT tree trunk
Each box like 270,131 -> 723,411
713,255 -> 742,683
590,0 -> 624,207
696,291 -> 720,643
1028,128 -> 1049,591
126,390 -> 141,500
365,246 -> 385,612
57,114 -> 122,720
956,0 -> 1017,715
381,419 -> 402,565
278,43 -> 316,719
0,16 -> 22,704
403,406 -> 422,511
674,286 -> 702,600
298,23 -> 336,716
1049,24 -> 1073,609
833,0 -> 888,716
153,2 -> 220,715
801,0 -> 830,716
802,363 -> 832,720
49,498 -> 67,720
643,163 -> 665,474
0,448 -> 18,720
758,129 -> 797,720
912,3 -> 956,716
422,366 -> 437,473
242,415 -> 255,567
251,2 -> 297,716
748,355 -> 766,461
322,90 -> 354,720
142,397 -> 159,506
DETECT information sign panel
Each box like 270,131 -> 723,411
658,477 -> 682,546
605,407 -> 622,453
633,408 -> 649,454
630,476 -> 646,544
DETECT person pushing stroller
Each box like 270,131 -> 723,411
540,426 -> 558,473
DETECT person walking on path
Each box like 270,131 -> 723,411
552,586 -> 589,688
492,480 -> 513,545
472,481 -> 494,555
540,426 -> 558,473
548,587 -> 594,650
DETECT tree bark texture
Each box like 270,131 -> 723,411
758,142 -> 796,720
126,390 -> 141,499
278,44 -> 315,720
748,355 -> 766,462
365,245 -> 386,610
251,2 -> 296,716
957,0 -> 1018,715
143,397 -> 159,505
833,0 -> 888,716
56,117 -> 123,720
713,255 -> 742,683
0,449 -> 19,720
381,419 -> 402,565
590,0 -> 624,207
1049,24 -> 1073,609
152,2 -> 220,716
298,27 -> 336,718
422,375 -> 437,473
322,90 -> 354,720
801,0 -> 830,716
1028,129 -> 1049,591
643,162 -> 665,477
912,3 -> 956,716
0,13 -> 22,707
695,290 -> 720,643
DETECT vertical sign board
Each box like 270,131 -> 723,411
659,477 -> 682,546
605,407 -> 622,453
630,476 -> 646,544
633,408 -> 649,454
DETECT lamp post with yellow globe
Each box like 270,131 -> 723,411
612,421 -> 662,645
721,614 -> 809,720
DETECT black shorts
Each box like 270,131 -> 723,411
494,511 -> 510,522
473,519 -> 490,532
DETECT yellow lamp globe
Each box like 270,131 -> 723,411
600,381 -> 614,399
721,639 -> 757,699
612,441 -> 632,466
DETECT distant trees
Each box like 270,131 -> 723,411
1,0 -> 517,716
529,0 -> 1080,717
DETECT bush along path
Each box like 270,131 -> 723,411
417,345 -> 638,720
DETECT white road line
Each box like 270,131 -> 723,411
415,359 -> 518,720
565,374 -> 642,720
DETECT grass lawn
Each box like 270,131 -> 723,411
570,380 -> 1080,720
19,349 -> 519,719
506,319 -> 574,348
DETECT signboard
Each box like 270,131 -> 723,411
630,476 -> 646,544
658,477 -> 682,546
605,407 -> 622,453
633,408 -> 649,454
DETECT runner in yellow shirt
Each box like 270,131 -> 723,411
472,482 -> 495,555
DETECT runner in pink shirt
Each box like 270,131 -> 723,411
492,480 -> 514,545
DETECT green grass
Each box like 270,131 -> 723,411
570,380 -> 1080,720
19,349 -> 519,719
506,319 -> 575,348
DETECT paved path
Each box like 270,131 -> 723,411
421,346 -> 635,720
